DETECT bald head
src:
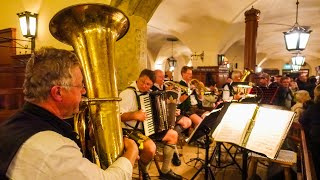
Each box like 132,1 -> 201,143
154,69 -> 165,86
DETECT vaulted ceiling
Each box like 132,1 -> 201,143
147,0 -> 320,69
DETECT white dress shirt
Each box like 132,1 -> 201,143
119,82 -> 144,130
6,131 -> 132,180
222,82 -> 234,101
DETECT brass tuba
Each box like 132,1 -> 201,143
190,79 -> 210,94
164,81 -> 192,95
240,68 -> 254,82
49,4 -> 129,169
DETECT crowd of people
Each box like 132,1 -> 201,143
0,46 -> 319,179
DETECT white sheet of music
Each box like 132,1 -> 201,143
213,103 -> 257,145
245,107 -> 294,159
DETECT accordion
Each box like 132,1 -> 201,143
139,90 -> 178,136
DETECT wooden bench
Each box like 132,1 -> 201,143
300,128 -> 315,180
248,122 -> 317,180
248,150 -> 297,180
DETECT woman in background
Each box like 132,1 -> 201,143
291,90 -> 311,122
299,84 -> 320,179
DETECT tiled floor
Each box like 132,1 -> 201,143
132,142 -> 269,180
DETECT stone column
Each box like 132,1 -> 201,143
244,7 -> 260,72
113,0 -> 162,91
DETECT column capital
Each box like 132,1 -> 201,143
245,7 -> 260,22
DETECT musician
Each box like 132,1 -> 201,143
0,47 -> 139,179
221,71 -> 242,102
152,70 -> 192,132
152,69 -> 193,166
178,66 -> 205,126
203,81 -> 220,109
119,69 -> 182,180
222,76 -> 234,101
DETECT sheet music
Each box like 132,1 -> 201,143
213,103 -> 257,145
245,107 -> 294,158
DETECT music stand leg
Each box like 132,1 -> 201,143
186,143 -> 204,167
242,149 -> 248,180
209,142 -> 222,166
191,126 -> 215,180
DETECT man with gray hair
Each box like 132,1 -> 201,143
0,47 -> 139,179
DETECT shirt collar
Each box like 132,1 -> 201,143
153,83 -> 163,90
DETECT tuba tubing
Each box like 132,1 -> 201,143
49,4 -> 130,169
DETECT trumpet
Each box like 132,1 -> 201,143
190,79 -> 210,95
163,81 -> 192,95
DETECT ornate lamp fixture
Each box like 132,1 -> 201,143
191,51 -> 204,62
167,37 -> 178,71
17,11 -> 38,51
292,64 -> 301,72
291,53 -> 305,66
283,0 -> 311,51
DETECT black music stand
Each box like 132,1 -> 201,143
249,86 -> 279,104
185,108 -> 222,180
208,102 -> 247,179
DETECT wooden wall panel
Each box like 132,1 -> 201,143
192,66 -> 229,88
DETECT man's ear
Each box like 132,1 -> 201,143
51,86 -> 63,102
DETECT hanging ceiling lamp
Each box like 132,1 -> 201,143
167,37 -> 178,71
291,53 -> 305,66
283,0 -> 312,51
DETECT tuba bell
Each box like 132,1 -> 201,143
49,4 -> 129,169
240,68 -> 254,82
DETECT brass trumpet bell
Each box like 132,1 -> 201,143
49,4 -> 129,169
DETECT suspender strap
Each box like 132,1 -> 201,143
125,86 -> 142,130
127,86 -> 141,110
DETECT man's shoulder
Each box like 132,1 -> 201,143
120,87 -> 136,96
25,131 -> 77,150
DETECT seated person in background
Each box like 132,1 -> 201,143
152,70 -> 192,135
119,69 -> 182,180
222,76 -> 234,101
291,90 -> 311,122
0,47 -> 139,179
203,81 -> 220,109
151,69 -> 192,166
178,66 -> 207,127
221,71 -> 243,102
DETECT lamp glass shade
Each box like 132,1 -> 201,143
17,11 -> 37,38
292,65 -> 301,71
29,16 -> 37,36
18,16 -> 28,36
284,27 -> 311,51
291,56 -> 305,66
299,33 -> 310,49
167,56 -> 177,68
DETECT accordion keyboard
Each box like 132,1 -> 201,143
139,94 -> 155,136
